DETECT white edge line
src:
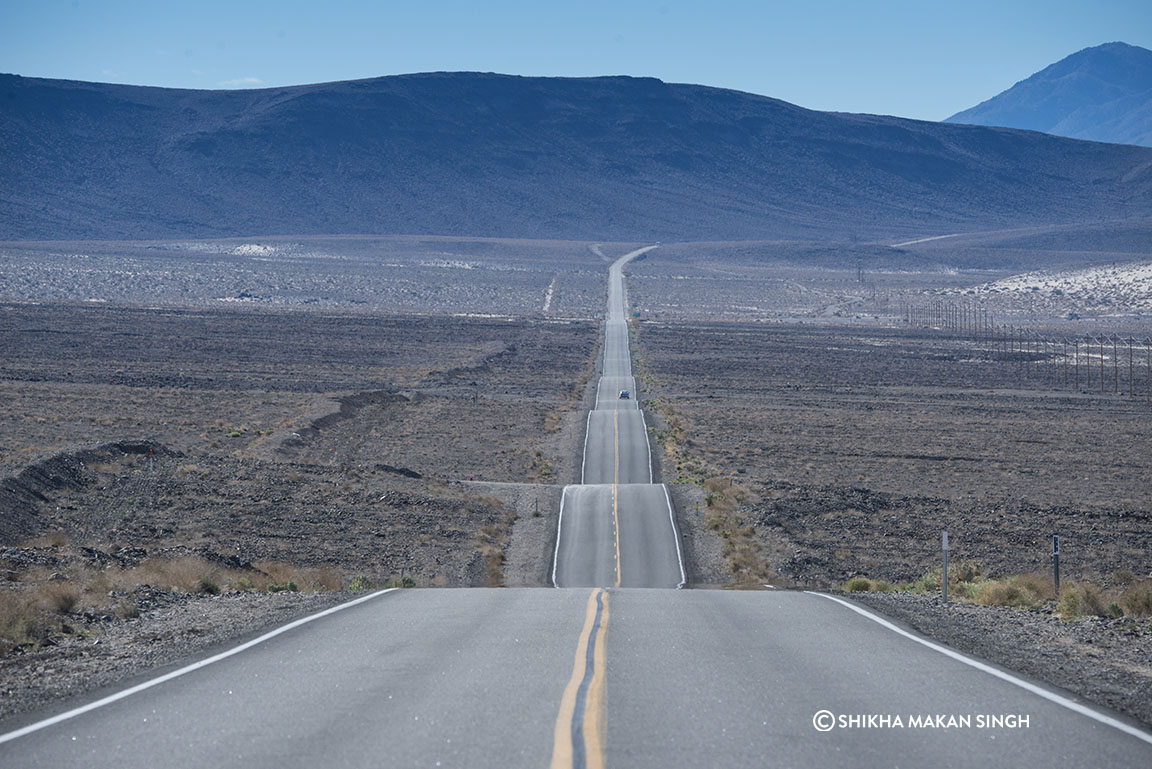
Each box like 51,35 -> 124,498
807,592 -> 1152,746
551,485 -> 571,588
580,410 -> 592,484
661,484 -> 687,589
639,408 -> 654,484
0,587 -> 399,746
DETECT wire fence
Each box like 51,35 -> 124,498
899,300 -> 1152,404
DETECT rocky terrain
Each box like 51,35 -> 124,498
633,318 -> 1152,586
0,235 -> 610,316
0,243 -> 607,719
4,235 -> 1152,731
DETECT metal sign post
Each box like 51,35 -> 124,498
1052,533 -> 1060,598
942,530 -> 950,603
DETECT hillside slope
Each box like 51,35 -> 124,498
3,71 -> 1151,241
947,42 -> 1152,147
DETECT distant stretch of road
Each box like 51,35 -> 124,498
553,246 -> 685,589
2,246 -> 1151,768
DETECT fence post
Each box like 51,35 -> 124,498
1113,335 -> 1119,394
1129,337 -> 1135,397
941,530 -> 950,603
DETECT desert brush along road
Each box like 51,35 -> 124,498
2,248 -> 1152,768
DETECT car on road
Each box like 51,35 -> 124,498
618,389 -> 630,399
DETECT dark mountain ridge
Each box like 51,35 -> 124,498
2,71 -> 1151,241
946,42 -> 1152,147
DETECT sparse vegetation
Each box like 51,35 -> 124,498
347,575 -> 375,591
0,593 -> 40,652
38,582 -> 81,614
1059,582 -> 1110,618
1121,581 -> 1152,617
845,565 -> 1150,621
386,576 -> 417,588
843,576 -> 892,592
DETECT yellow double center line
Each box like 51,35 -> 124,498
550,588 -> 610,769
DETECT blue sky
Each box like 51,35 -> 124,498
2,0 -> 1150,120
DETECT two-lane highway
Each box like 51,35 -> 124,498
3,244 -> 1151,768
553,246 -> 685,589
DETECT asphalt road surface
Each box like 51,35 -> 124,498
555,245 -> 684,589
3,245 -> 1151,768
5,589 -> 1151,768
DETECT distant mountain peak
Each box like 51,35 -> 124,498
946,42 -> 1152,147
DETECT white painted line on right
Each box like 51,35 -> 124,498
662,484 -> 687,589
639,409 -> 654,484
808,592 -> 1152,746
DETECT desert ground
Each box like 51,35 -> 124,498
0,237 -> 616,717
3,228 -> 1152,724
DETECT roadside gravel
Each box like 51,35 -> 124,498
0,589 -> 354,724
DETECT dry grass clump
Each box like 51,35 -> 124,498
25,531 -> 71,548
841,576 -> 892,592
250,561 -> 345,593
1121,581 -> 1152,617
37,582 -> 81,614
473,505 -> 517,588
0,592 -> 41,651
1058,582 -> 1119,618
969,573 -> 1052,609
133,556 -> 223,594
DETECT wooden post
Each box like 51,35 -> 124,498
1063,338 -> 1068,388
1129,337 -> 1134,397
1100,335 -> 1106,394
1113,335 -> 1119,394
1074,339 -> 1079,390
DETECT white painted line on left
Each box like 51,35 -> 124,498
0,587 -> 399,746
552,485 -> 573,588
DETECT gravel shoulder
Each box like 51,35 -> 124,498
845,590 -> 1152,727
0,589 -> 354,724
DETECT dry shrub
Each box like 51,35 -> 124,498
251,562 -> 344,592
1121,581 -> 1152,617
37,582 -> 81,614
1059,582 -> 1110,618
132,556 -> 220,593
0,592 -> 40,650
25,531 -> 71,548
841,577 -> 892,593
972,574 -> 1052,609
1112,569 -> 1138,586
